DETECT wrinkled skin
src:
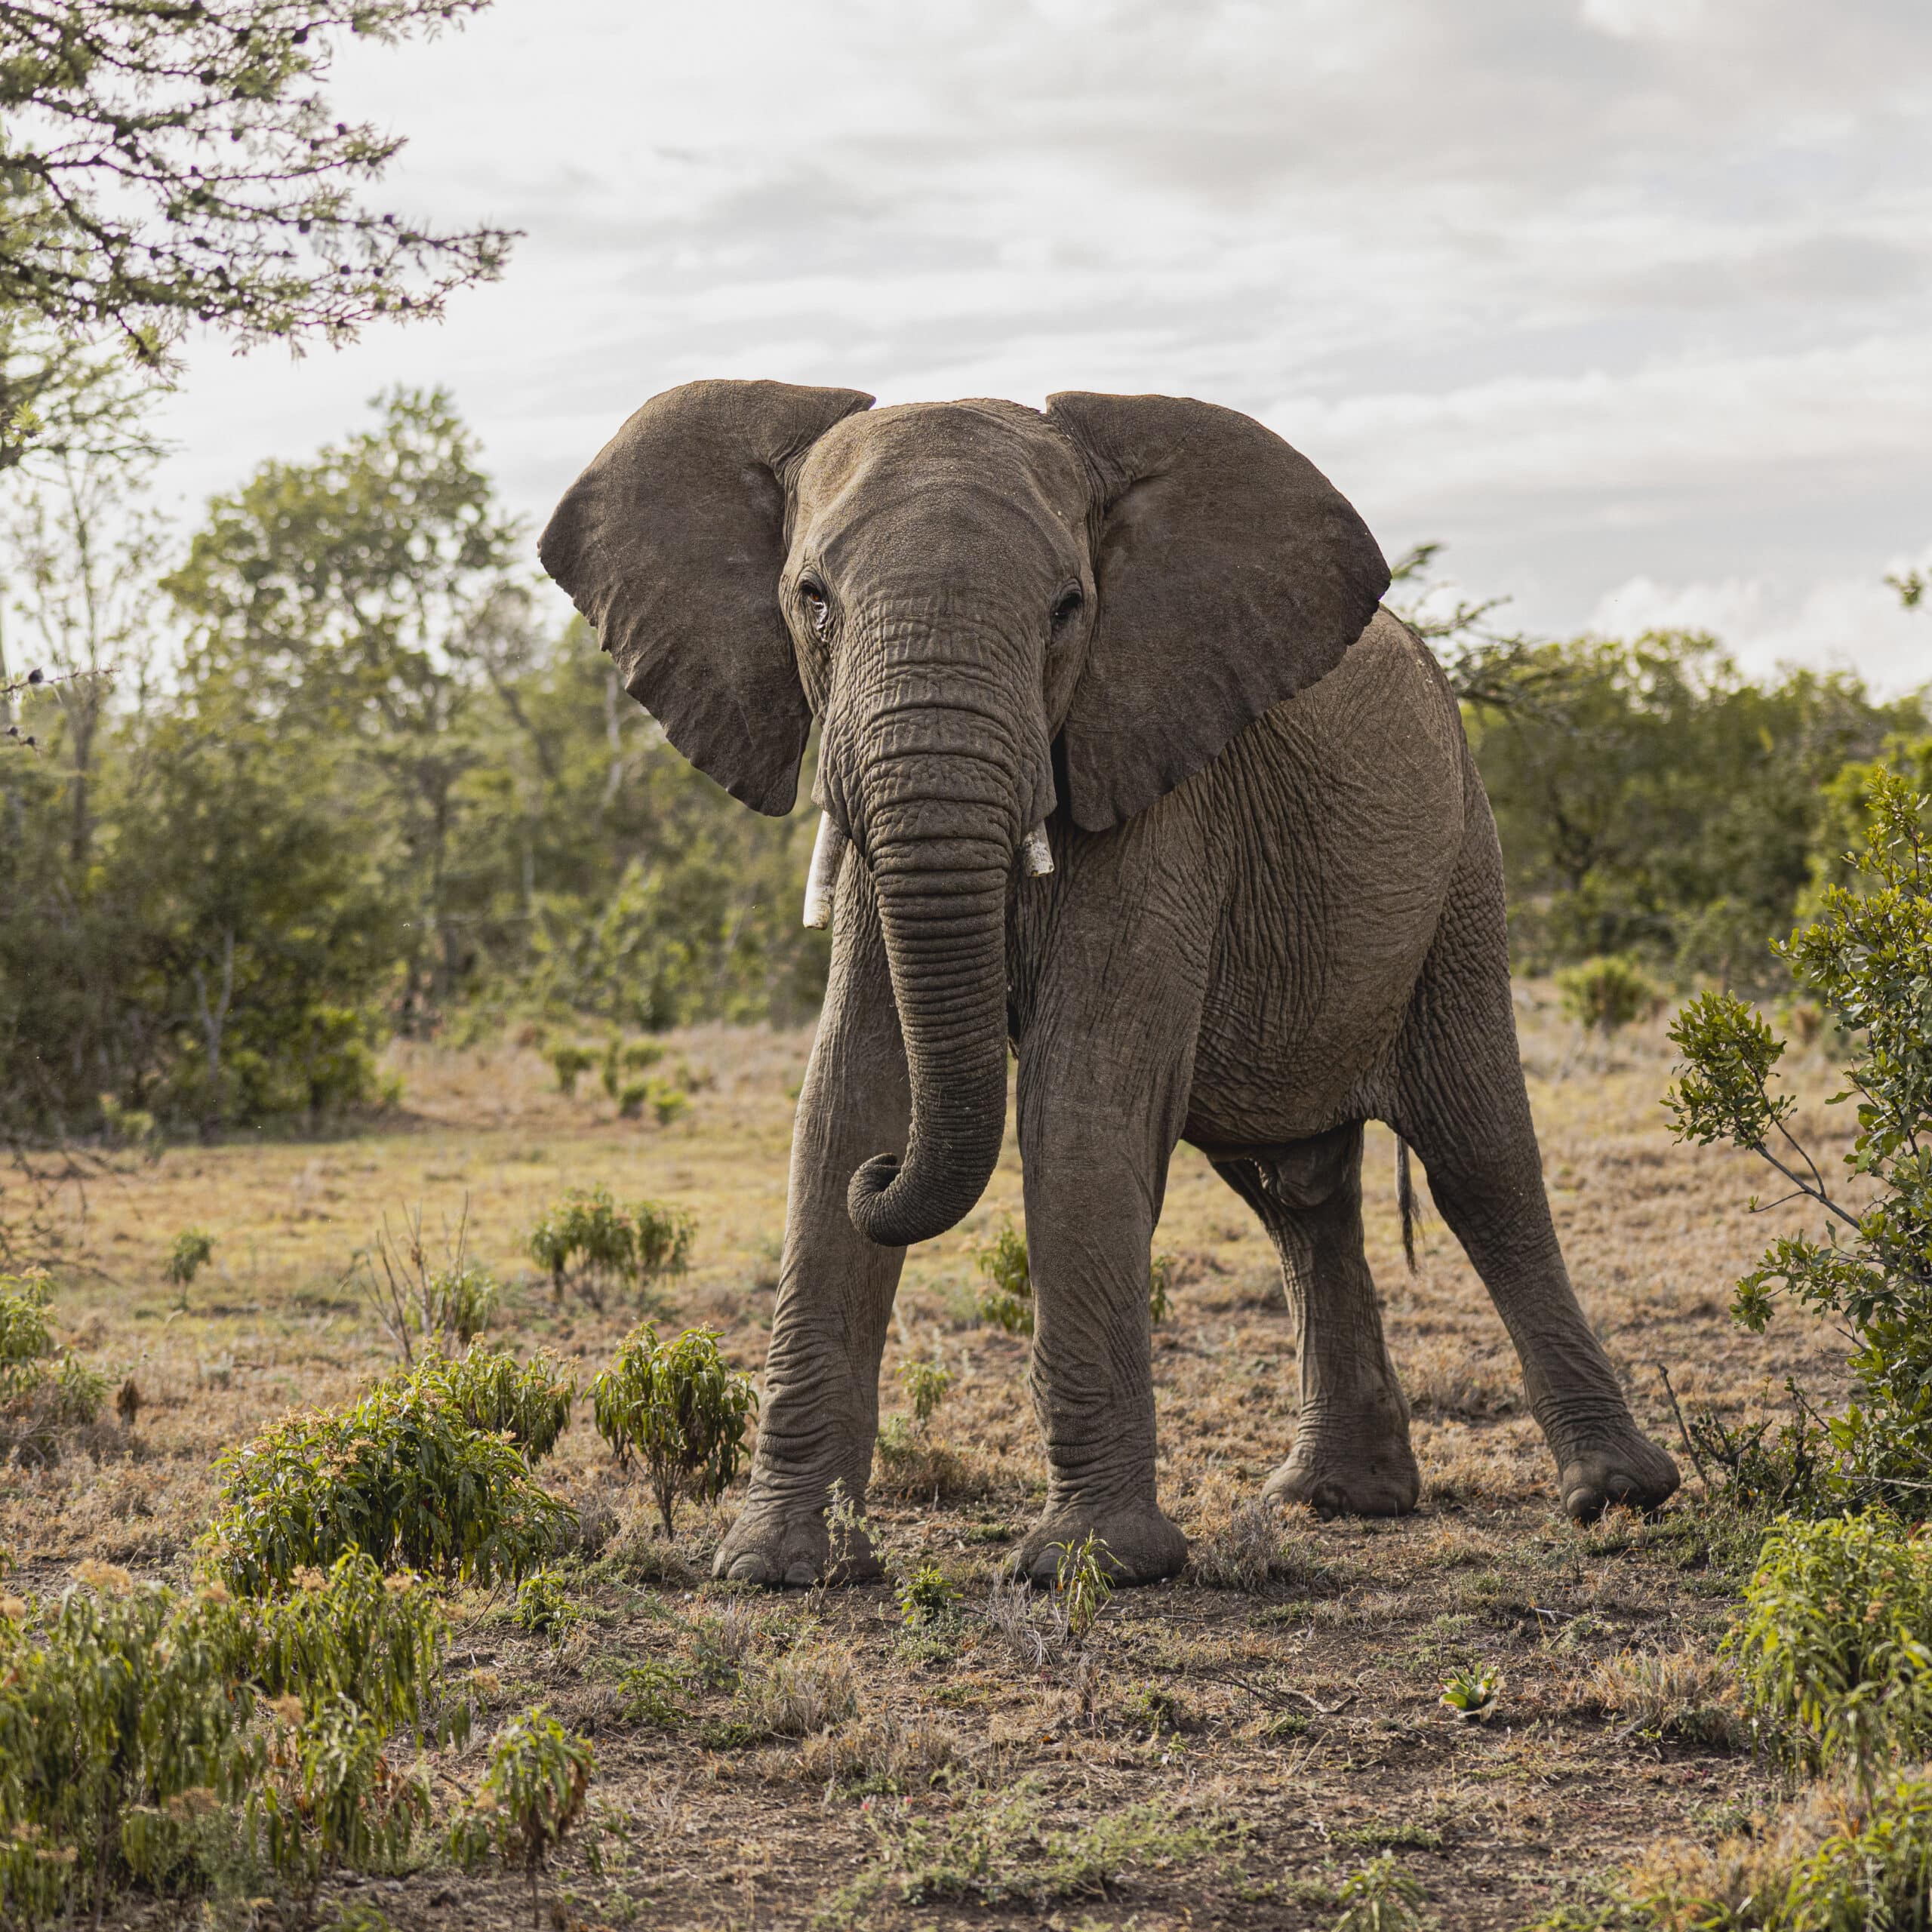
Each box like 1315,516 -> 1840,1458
541,381 -> 1679,1589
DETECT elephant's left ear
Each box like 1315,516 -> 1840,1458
1044,392 -> 1388,830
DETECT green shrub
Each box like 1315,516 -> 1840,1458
647,1081 -> 689,1128
592,1326 -> 757,1537
549,1044 -> 597,1097
447,1710 -> 593,1926
974,1220 -> 1033,1334
0,1274 -> 106,1463
356,1208 -> 498,1364
899,1358 -> 952,1431
527,1186 -> 696,1303
207,1371 -> 573,1595
513,1569 -> 584,1644
405,1346 -> 574,1462
617,1079 -> 649,1119
1334,1852 -> 1427,1931
0,1555 -> 457,1925
1149,1251 -> 1176,1326
1556,953 -> 1663,1037
897,1564 -> 958,1626
1731,1512 -> 1932,1778
1527,1767 -> 1932,1931
1051,1533 -> 1113,1643
1666,773 -> 1932,1514
165,1229 -> 215,1291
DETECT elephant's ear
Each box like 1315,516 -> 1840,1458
540,379 -> 874,814
1044,392 -> 1388,831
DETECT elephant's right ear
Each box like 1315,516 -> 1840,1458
1044,392 -> 1387,831
540,379 -> 874,815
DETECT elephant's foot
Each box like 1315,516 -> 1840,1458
1552,1426 -> 1680,1522
710,1488 -> 883,1589
1263,1423 -> 1420,1518
1014,1497 -> 1188,1587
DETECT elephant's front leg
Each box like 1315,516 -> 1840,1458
712,875 -> 909,1586
1012,864 -> 1204,1586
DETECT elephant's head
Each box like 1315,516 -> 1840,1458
540,380 -> 1387,1247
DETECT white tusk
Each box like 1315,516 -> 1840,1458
1020,822 -> 1054,878
802,812 -> 848,930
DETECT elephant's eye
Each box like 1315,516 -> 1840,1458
1051,586 -> 1084,632
798,579 -> 832,638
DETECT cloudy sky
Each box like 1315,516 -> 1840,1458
155,0 -> 1932,691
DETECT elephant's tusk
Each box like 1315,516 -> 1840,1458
802,812 -> 848,930
1020,822 -> 1054,878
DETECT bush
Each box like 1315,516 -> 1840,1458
447,1710 -> 593,1926
165,1229 -> 215,1291
206,1366 -> 573,1595
527,1186 -> 696,1304
513,1569 -> 584,1644
974,1220 -> 1033,1334
549,1044 -> 597,1097
1528,1767 -> 1932,1931
1730,1512 -> 1932,1778
1334,1852 -> 1427,1931
899,1358 -> 952,1431
592,1325 -> 756,1537
0,1556 -> 457,1925
355,1208 -> 499,1365
897,1564 -> 958,1626
1666,773 -> 1932,1513
1556,953 -> 1662,1038
0,1273 -> 106,1463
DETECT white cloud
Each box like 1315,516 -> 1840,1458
142,0 -> 1932,694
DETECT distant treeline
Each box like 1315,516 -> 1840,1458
0,391 -> 1924,1140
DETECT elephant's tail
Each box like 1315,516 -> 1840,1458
1395,1137 -> 1423,1273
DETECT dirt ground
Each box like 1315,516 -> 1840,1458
6,989 -> 1851,1930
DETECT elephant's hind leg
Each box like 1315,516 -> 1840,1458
1387,797 -> 1678,1522
1214,1125 -> 1420,1518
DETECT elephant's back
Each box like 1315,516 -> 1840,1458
1186,609 -> 1468,1143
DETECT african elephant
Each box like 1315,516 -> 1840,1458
540,380 -> 1680,1586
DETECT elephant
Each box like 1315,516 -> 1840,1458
540,380 -> 1681,1587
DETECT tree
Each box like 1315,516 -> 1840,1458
0,2 -> 512,368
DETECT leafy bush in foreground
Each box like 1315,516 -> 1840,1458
0,1556 -> 459,1925
1730,1511 -> 1932,1779
1667,772 -> 1932,1514
592,1325 -> 757,1537
1555,953 -> 1662,1038
207,1368 -> 573,1594
1529,1767 -> 1932,1930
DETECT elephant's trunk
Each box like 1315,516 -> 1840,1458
841,737 -> 1021,1247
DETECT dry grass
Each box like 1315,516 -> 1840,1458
0,988 -> 1855,1927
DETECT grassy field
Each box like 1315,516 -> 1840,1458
6,989 -> 1850,1930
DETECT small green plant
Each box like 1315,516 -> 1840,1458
647,1080 -> 689,1128
1149,1251 -> 1176,1325
1731,1510 -> 1932,1780
613,1658 -> 685,1728
592,1325 -> 757,1537
897,1564 -> 958,1626
1666,774 -> 1932,1514
1051,1533 -> 1114,1643
899,1357 -> 952,1431
98,1093 -> 162,1155
528,1186 -> 696,1305
0,1274 -> 106,1463
206,1368 -> 573,1595
617,1079 -> 650,1119
1333,1852 -> 1427,1931
447,1710 -> 594,1927
1555,952 -> 1661,1038
514,1568 -> 585,1644
974,1219 -> 1033,1334
1439,1663 -> 1502,1720
549,1044 -> 597,1097
164,1228 -> 215,1292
